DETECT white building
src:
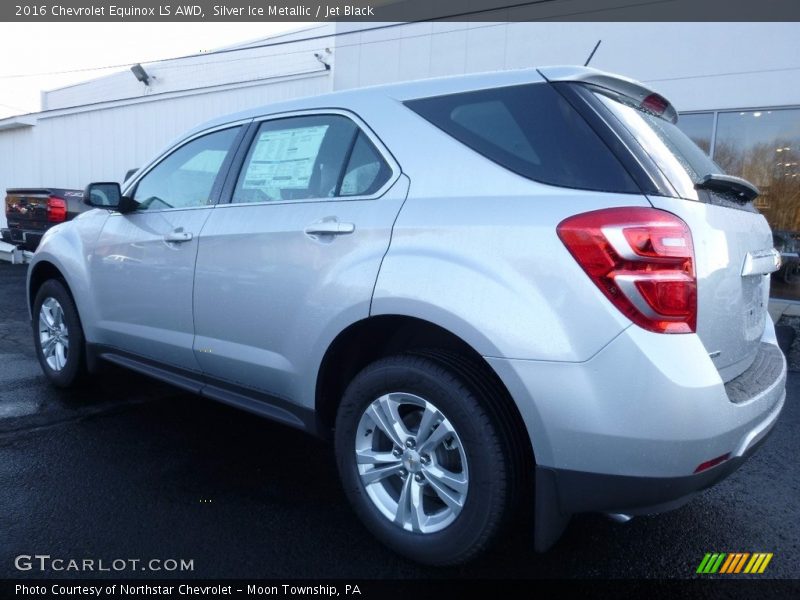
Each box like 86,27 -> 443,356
1,20 -> 799,231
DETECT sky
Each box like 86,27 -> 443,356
0,23 -> 302,119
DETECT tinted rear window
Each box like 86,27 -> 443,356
593,89 -> 724,200
405,83 -> 638,193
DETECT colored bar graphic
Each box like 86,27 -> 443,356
733,553 -> 750,573
750,554 -> 766,573
697,553 -> 713,574
698,553 -> 727,574
757,554 -> 773,573
719,554 -> 736,573
711,553 -> 726,573
697,552 -> 772,574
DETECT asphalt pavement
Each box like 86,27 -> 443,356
0,261 -> 798,579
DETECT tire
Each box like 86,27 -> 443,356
334,353 -> 520,565
32,279 -> 87,388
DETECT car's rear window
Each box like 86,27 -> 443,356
404,83 -> 639,193
593,89 -> 725,200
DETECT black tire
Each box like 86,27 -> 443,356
32,279 -> 87,388
334,353 -> 520,565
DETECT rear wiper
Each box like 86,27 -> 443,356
695,173 -> 759,203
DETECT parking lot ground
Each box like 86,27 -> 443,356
0,262 -> 799,579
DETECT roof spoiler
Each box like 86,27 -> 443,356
537,66 -> 678,124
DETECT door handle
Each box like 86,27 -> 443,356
164,229 -> 193,243
304,221 -> 355,236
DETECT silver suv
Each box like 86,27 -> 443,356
28,66 -> 786,565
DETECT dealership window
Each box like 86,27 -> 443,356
678,108 -> 800,300
676,112 -> 714,155
714,108 -> 800,299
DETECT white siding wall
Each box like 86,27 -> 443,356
0,72 -> 331,227
44,24 -> 334,110
2,21 -> 799,231
333,22 -> 800,112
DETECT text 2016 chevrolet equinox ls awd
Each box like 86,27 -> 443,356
28,66 -> 786,565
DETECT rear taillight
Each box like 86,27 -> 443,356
47,196 -> 67,222
557,207 -> 696,334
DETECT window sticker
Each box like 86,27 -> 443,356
243,125 -> 329,193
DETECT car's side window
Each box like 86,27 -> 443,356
339,132 -> 392,197
405,83 -> 639,194
132,126 -> 241,211
232,115 -> 391,204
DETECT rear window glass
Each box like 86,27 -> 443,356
405,83 -> 638,193
594,90 -> 725,199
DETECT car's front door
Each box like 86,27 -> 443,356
89,124 -> 246,371
192,112 -> 407,405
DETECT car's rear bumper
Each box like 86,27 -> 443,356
531,396 -> 781,550
488,327 -> 786,475
548,385 -> 781,515
486,319 -> 786,550
1,227 -> 43,251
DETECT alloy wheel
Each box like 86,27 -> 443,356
355,392 -> 469,534
38,297 -> 69,371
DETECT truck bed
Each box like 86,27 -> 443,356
2,188 -> 86,251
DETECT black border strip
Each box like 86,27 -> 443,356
2,0 -> 800,23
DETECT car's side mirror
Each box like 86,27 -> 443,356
83,182 -> 138,213
84,182 -> 120,209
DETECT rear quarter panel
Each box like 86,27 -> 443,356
365,98 -> 650,361
372,188 -> 649,361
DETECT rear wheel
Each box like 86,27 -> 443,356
32,279 -> 86,388
334,353 -> 519,565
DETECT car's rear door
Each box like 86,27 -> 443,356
192,110 -> 407,404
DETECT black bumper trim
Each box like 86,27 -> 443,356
1,228 -> 43,251
533,421 -> 776,551
725,342 -> 785,404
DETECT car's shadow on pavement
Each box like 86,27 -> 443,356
5,377 -> 794,579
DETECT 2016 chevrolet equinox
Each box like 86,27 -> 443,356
28,66 -> 786,565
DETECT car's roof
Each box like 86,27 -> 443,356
133,64 -> 667,190
187,65 -> 615,137
126,65 -> 667,198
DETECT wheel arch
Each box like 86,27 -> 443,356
28,258 -> 100,372
28,260 -> 70,316
315,314 -> 536,463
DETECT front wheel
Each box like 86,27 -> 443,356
334,354 -> 517,565
32,279 -> 86,388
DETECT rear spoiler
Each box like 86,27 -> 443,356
537,66 -> 677,123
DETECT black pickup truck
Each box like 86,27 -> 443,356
1,188 -> 87,251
